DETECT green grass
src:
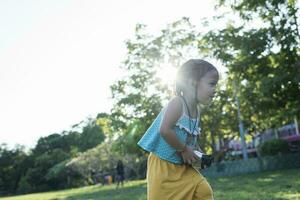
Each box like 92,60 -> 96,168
211,168 -> 300,200
1,168 -> 300,200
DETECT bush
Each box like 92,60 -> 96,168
17,175 -> 32,194
258,139 -> 289,156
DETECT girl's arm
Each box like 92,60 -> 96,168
160,96 -> 198,165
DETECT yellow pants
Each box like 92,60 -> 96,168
147,153 -> 213,200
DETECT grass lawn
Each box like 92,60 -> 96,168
1,168 -> 299,200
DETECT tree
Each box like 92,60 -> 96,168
0,144 -> 28,194
200,82 -> 238,153
79,117 -> 106,151
200,0 -> 300,130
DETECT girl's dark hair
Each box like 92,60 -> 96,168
175,59 -> 218,95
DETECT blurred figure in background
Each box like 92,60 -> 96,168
116,160 -> 125,189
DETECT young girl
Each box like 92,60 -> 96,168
138,59 -> 219,200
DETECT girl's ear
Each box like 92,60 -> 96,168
187,79 -> 197,88
191,80 -> 198,88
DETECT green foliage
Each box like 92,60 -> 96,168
0,144 -> 28,193
201,0 -> 300,130
79,118 -> 105,151
67,143 -> 117,179
27,148 -> 70,189
200,82 -> 238,153
25,118 -> 106,191
111,120 -> 146,156
258,139 -> 290,156
16,175 -> 32,194
0,114 -> 109,194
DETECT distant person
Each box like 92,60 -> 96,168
138,59 -> 219,200
116,160 -> 125,189
91,169 -> 97,184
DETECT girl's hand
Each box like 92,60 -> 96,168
180,146 -> 199,165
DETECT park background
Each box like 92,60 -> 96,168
1,0 -> 300,199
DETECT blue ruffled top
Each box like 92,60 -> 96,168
137,99 -> 201,164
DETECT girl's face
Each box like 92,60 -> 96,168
196,70 -> 219,104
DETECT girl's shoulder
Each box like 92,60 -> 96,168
167,96 -> 183,109
165,96 -> 180,103
163,96 -> 184,116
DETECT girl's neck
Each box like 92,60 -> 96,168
182,95 -> 197,117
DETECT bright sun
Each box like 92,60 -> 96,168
156,64 -> 177,86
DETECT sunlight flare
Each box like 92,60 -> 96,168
156,64 -> 177,86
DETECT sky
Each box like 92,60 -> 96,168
0,0 -> 223,149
